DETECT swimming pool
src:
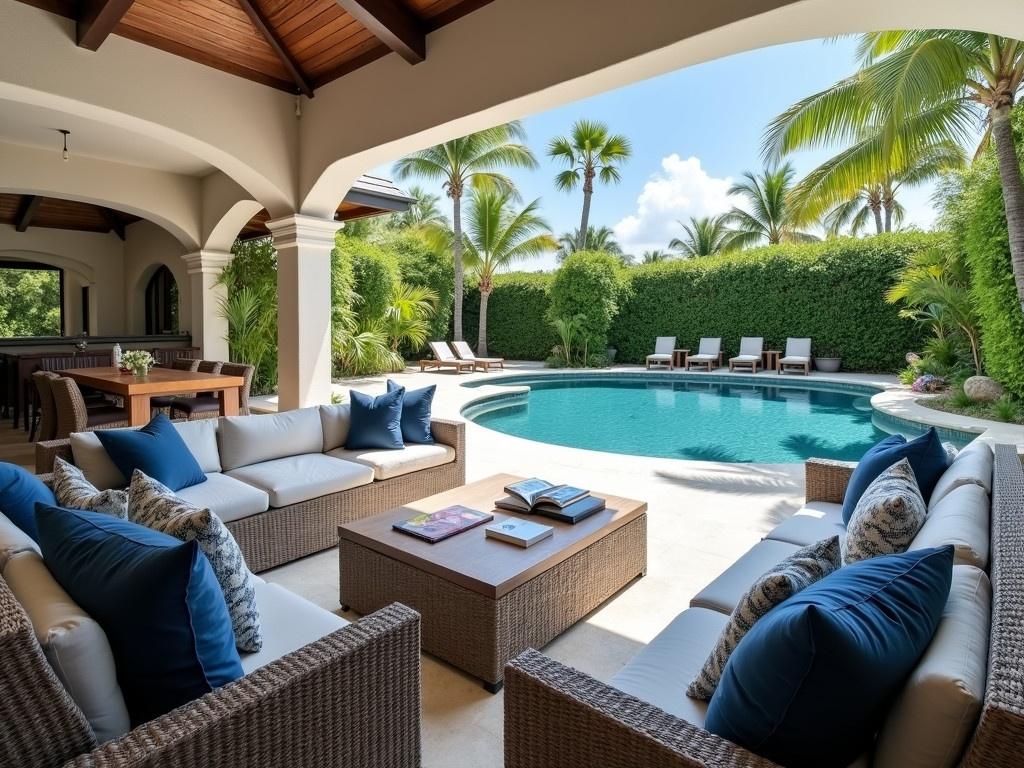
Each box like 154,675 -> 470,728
462,374 -> 973,463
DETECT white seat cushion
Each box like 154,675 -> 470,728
3,551 -> 130,744
873,565 -> 991,768
765,501 -> 847,547
218,407 -> 324,471
729,355 -> 760,362
910,484 -> 990,569
689,539 -> 800,615
326,443 -> 456,480
779,355 -> 810,364
929,440 -> 993,509
175,472 -> 270,524
241,581 -> 348,675
688,354 -> 717,362
610,608 -> 727,726
225,454 -> 374,508
646,353 -> 672,361
0,511 -> 39,570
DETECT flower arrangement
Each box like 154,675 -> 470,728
120,349 -> 155,377
911,374 -> 945,393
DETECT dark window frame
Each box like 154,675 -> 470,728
144,265 -> 179,335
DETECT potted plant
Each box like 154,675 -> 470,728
121,349 -> 156,379
814,347 -> 842,373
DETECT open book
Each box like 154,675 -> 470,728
496,478 -> 605,524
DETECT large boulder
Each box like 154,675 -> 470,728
963,376 -> 1004,403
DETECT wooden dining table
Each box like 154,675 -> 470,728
60,367 -> 246,427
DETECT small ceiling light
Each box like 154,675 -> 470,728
295,96 -> 302,118
59,129 -> 70,161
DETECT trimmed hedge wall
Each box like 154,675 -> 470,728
463,272 -> 558,359
610,234 -> 933,371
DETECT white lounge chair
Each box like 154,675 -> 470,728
451,340 -> 504,372
646,336 -> 676,370
729,337 -> 764,373
686,338 -> 722,372
420,341 -> 475,373
779,337 -> 812,375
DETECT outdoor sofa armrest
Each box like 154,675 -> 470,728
36,438 -> 72,475
66,603 -> 422,768
804,457 -> 857,504
504,649 -> 779,768
430,417 -> 465,454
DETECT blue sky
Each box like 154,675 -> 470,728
374,37 -> 976,271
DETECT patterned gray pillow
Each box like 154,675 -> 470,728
843,458 -> 926,566
687,535 -> 841,700
128,470 -> 263,652
52,457 -> 128,518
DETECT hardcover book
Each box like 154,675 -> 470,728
392,505 -> 494,543
485,518 -> 554,548
502,478 -> 590,512
495,494 -> 606,524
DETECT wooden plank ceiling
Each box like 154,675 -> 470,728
17,0 -> 495,94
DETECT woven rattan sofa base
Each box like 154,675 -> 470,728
504,445 -> 1024,768
340,513 -> 646,690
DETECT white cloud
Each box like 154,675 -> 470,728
613,154 -> 733,255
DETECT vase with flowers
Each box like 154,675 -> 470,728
121,350 -> 155,379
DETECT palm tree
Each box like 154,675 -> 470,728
548,120 -> 632,250
393,122 -> 537,340
669,215 -> 737,256
764,32 -> 1024,314
390,185 -> 446,230
723,163 -> 818,248
641,250 -> 672,264
380,282 -> 438,352
462,191 -> 557,355
556,225 -> 622,262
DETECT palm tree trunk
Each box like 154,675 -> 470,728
578,172 -> 594,251
883,204 -> 891,233
871,204 -> 883,234
991,103 -> 1024,315
477,289 -> 490,357
452,192 -> 464,340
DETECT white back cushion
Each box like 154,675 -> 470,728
172,419 -> 222,473
218,407 -> 324,471
929,440 -> 993,509
3,551 -> 130,743
319,404 -> 352,452
911,484 -> 990,570
0,511 -> 39,571
873,565 -> 991,768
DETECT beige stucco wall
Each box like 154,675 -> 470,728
122,220 -> 191,338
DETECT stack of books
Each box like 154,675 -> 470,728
494,478 -> 605,524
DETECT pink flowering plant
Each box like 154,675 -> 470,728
911,374 -> 945,393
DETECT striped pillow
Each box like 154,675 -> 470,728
843,458 -> 926,566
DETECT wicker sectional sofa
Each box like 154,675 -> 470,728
35,404 -> 466,572
505,442 -> 1024,768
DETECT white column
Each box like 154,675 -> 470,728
266,214 -> 339,411
182,250 -> 232,361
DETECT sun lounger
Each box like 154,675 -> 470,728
686,338 -> 722,371
729,337 -> 764,373
450,340 -> 504,372
645,336 -> 676,370
778,337 -> 812,375
420,341 -> 475,373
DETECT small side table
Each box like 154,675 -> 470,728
763,350 -> 781,372
673,349 -> 689,369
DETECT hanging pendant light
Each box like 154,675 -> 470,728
59,129 -> 70,161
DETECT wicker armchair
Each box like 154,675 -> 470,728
150,357 -> 201,413
504,446 -> 1024,768
170,361 -> 253,420
0,569 -> 423,768
30,371 -> 60,443
50,378 -> 129,439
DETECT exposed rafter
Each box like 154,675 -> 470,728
335,0 -> 425,64
237,0 -> 314,97
98,207 -> 126,240
77,0 -> 136,51
15,196 -> 41,232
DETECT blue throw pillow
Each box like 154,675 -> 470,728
96,412 -> 206,491
0,463 -> 56,541
346,387 -> 405,450
36,504 -> 242,726
841,428 -> 949,523
387,379 -> 435,444
706,546 -> 954,768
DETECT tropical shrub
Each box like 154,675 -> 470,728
337,236 -> 398,321
378,230 -> 454,344
462,272 -> 557,359
220,238 -> 278,395
547,251 -> 623,355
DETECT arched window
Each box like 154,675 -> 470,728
144,265 -> 179,335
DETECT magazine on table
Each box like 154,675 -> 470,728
485,518 -> 554,548
392,505 -> 493,543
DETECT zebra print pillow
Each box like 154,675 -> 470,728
52,457 -> 128,518
843,458 -> 927,566
128,470 -> 262,652
687,535 -> 841,700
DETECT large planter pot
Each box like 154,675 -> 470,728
814,357 -> 841,373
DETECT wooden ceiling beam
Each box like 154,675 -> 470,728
237,0 -> 314,97
77,0 -> 136,51
15,195 -> 42,232
335,0 -> 425,65
98,207 -> 126,240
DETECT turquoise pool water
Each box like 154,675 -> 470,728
463,376 -> 961,463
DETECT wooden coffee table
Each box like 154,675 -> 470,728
338,474 -> 647,692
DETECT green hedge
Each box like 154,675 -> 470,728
463,272 -> 557,359
379,230 -> 454,343
608,234 -> 933,370
547,251 -> 624,352
335,236 -> 397,320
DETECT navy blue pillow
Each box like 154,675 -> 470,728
346,387 -> 405,450
706,546 -> 954,768
842,428 -> 949,523
387,379 -> 435,444
0,462 -> 56,541
36,504 -> 241,726
96,412 -> 206,491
